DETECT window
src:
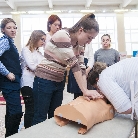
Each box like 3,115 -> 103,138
124,13 -> 138,55
21,15 -> 48,49
21,14 -> 83,54
92,14 -> 118,53
21,13 -> 117,54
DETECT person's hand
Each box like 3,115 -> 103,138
6,72 -> 15,81
84,90 -> 103,101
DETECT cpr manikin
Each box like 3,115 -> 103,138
54,96 -> 114,134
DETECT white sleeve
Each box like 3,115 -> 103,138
98,77 -> 131,113
85,43 -> 94,69
22,47 -> 39,71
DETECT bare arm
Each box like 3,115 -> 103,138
86,67 -> 91,76
73,70 -> 103,101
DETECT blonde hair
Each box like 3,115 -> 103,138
69,13 -> 99,33
26,30 -> 46,52
0,18 -> 16,34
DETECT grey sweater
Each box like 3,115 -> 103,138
94,48 -> 120,66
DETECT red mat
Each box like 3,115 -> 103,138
0,95 -> 24,105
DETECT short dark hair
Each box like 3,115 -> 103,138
47,15 -> 62,32
87,71 -> 99,86
87,62 -> 107,86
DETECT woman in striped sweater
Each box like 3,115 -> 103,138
32,13 -> 103,125
88,59 -> 138,120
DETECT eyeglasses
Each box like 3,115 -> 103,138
40,38 -> 46,42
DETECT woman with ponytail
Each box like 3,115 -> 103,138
32,13 -> 103,125
20,30 -> 46,128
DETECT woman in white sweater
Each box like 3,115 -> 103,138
20,30 -> 46,128
88,58 -> 138,120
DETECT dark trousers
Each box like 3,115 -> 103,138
32,77 -> 64,126
2,88 -> 22,137
74,93 -> 83,99
21,86 -> 34,129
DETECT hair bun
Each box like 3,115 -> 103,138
93,62 -> 106,74
89,13 -> 95,19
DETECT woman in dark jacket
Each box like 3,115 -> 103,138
0,18 -> 23,137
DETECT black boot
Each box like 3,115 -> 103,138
23,96 -> 34,128
5,112 -> 23,137
5,113 -> 9,129
21,86 -> 34,128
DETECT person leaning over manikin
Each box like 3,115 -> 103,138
32,13 -> 103,126
67,42 -> 94,99
88,59 -> 138,120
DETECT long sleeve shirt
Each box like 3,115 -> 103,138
97,57 -> 138,113
20,46 -> 45,88
0,35 -> 14,76
35,30 -> 86,82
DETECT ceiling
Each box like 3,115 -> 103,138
0,0 -> 138,14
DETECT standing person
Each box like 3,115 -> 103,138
20,30 -> 46,129
0,18 -> 23,137
67,42 -> 94,99
87,58 -> 138,120
94,34 -> 120,66
32,13 -> 103,126
45,15 -> 68,88
44,14 -> 62,49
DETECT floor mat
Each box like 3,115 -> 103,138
0,95 -> 24,105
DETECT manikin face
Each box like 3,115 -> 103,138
77,28 -> 98,46
101,35 -> 111,49
2,22 -> 17,38
37,35 -> 46,48
49,19 -> 61,34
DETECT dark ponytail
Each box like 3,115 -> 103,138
68,13 -> 99,33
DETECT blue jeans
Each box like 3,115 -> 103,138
32,77 -> 64,125
2,88 -> 22,115
1,75 -> 22,115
